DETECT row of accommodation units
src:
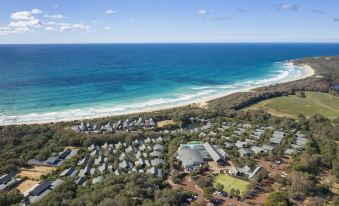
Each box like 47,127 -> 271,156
23,179 -> 63,205
0,172 -> 24,191
59,136 -> 167,187
27,148 -> 78,167
72,117 -> 156,133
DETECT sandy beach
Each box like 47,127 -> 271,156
0,62 -> 315,125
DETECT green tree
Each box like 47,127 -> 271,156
230,188 -> 235,196
235,189 -> 240,197
215,183 -> 224,192
265,191 -> 290,206
0,190 -> 23,206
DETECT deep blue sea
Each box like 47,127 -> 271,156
1,43 -> 339,124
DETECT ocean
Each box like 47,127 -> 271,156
1,43 -> 339,124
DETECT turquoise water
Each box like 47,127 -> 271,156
1,43 -> 339,124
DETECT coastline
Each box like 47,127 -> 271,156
0,62 -> 315,126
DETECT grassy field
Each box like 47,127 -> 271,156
214,174 -> 250,196
246,92 -> 339,119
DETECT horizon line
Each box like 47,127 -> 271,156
1,41 -> 339,45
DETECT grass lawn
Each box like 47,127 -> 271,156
214,174 -> 250,196
246,92 -> 339,119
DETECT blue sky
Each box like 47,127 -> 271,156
0,0 -> 339,43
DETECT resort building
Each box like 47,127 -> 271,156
24,179 -> 63,204
0,172 -> 22,191
177,147 -> 205,170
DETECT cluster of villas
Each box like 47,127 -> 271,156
8,136 -> 168,205
199,121 -> 309,158
59,136 -> 167,188
27,148 -> 78,167
72,117 -> 157,134
176,120 -> 309,181
225,129 -> 308,158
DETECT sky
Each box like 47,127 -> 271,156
0,0 -> 339,44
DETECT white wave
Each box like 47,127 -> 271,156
0,62 -> 311,125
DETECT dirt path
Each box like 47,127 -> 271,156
182,176 -> 205,205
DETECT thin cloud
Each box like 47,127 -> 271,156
103,26 -> 111,30
197,9 -> 233,21
11,11 -> 35,21
196,9 -> 209,16
58,23 -> 91,32
31,9 -> 42,14
45,26 -> 56,31
278,3 -> 298,11
207,16 -> 233,21
334,18 -> 339,22
43,14 -> 66,19
105,10 -> 117,15
310,9 -> 325,14
237,8 -> 252,13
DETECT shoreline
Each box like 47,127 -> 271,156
0,61 -> 315,126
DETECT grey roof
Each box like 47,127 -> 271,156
235,140 -> 247,148
153,144 -> 165,151
285,148 -> 295,155
228,167 -> 239,175
75,177 -> 86,186
0,172 -> 15,185
224,142 -> 235,148
291,144 -> 302,149
58,149 -> 71,159
135,158 -> 146,166
27,179 -> 63,204
248,166 -> 262,179
296,137 -> 307,146
213,145 -> 230,159
238,148 -> 252,156
151,158 -> 165,166
119,160 -> 133,169
146,167 -> 162,177
262,144 -> 275,151
251,146 -> 267,154
177,148 -> 204,169
60,167 -> 77,177
270,137 -> 283,144
203,142 -> 223,162
50,179 -> 63,190
150,151 -> 163,158
78,165 -> 94,177
273,131 -> 284,138
77,155 -> 89,166
98,163 -> 111,173
92,176 -> 104,184
46,156 -> 59,165
29,180 -> 51,196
